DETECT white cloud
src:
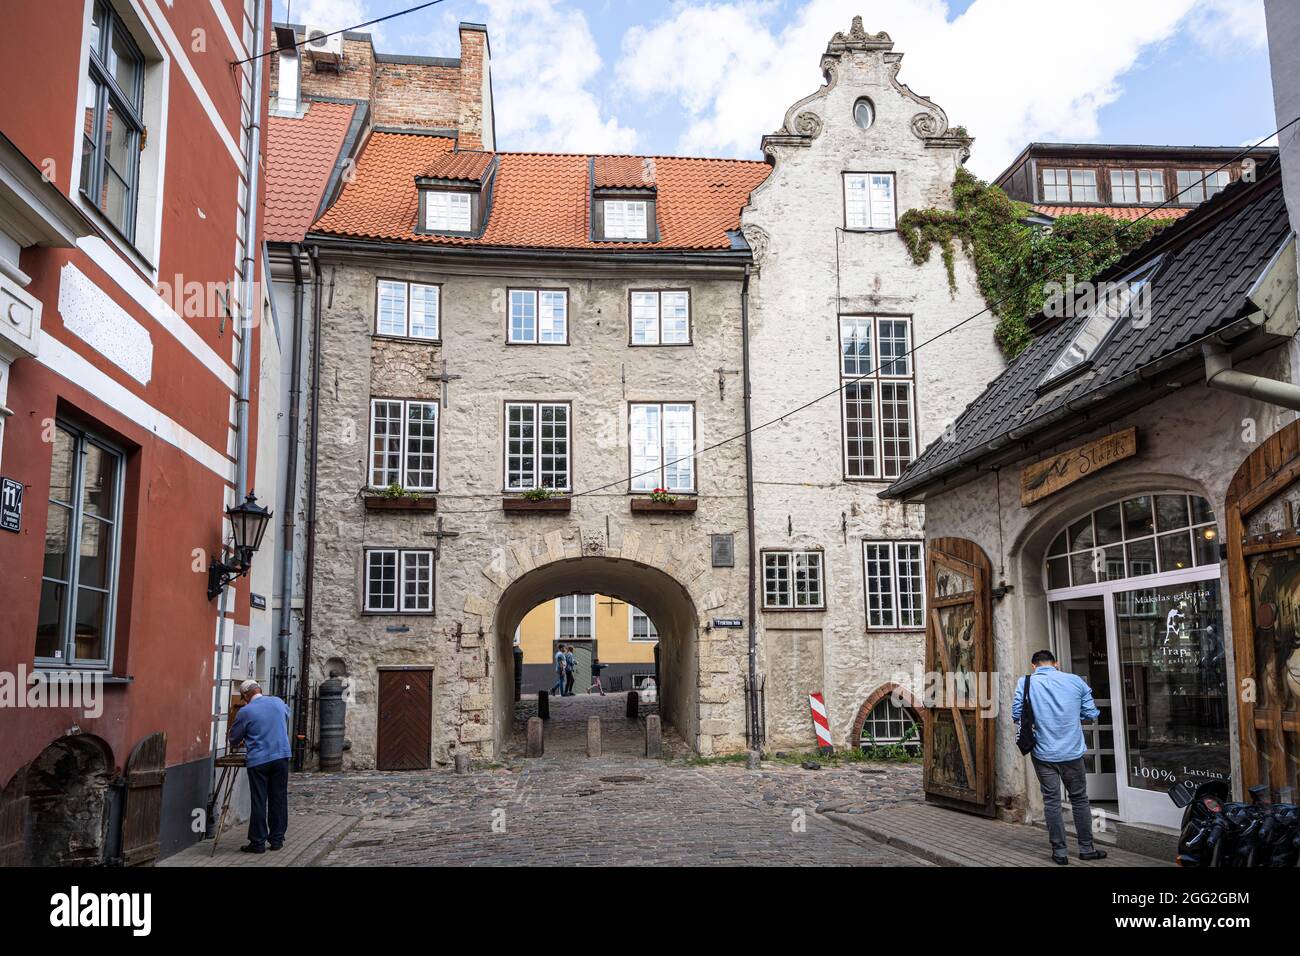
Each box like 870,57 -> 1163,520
285,0 -> 370,32
478,0 -> 639,153
1185,0 -> 1268,50
614,0 -> 1248,177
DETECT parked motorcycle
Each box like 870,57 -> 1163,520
1169,780 -> 1299,866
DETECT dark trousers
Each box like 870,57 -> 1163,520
564,669 -> 575,696
247,758 -> 289,848
1032,756 -> 1094,853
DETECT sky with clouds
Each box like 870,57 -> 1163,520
275,0 -> 1277,179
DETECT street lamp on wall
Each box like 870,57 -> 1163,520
207,492 -> 273,600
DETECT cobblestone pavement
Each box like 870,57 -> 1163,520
290,695 -> 928,866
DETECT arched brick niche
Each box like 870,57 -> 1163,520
850,683 -> 926,747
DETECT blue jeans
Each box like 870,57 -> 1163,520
550,672 -> 565,695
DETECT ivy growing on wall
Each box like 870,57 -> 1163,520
897,169 -> 1169,359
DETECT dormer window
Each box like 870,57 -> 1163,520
591,156 -> 658,242
415,150 -> 496,237
425,191 -> 472,232
604,199 -> 648,239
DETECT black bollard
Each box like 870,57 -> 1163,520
626,690 -> 639,719
538,689 -> 550,720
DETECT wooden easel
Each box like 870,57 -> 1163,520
210,753 -> 247,856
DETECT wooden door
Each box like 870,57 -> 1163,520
120,732 -> 167,865
923,538 -> 996,816
1226,421 -> 1300,800
0,773 -> 28,867
377,669 -> 433,770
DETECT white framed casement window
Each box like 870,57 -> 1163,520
425,190 -> 472,232
763,550 -> 825,609
1068,169 -> 1098,202
839,316 -> 916,480
36,422 -> 125,669
508,289 -> 568,344
1175,169 -> 1230,204
629,606 -> 658,642
375,279 -> 440,339
504,402 -> 571,491
364,548 -> 434,613
557,594 -> 594,639
1109,170 -> 1138,204
369,399 -> 439,491
843,172 -> 896,229
629,290 -> 690,345
863,540 -> 925,630
603,199 -> 648,239
629,402 -> 695,492
1041,168 -> 1070,202
1137,169 -> 1165,203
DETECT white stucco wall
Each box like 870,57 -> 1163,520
741,23 -> 1004,748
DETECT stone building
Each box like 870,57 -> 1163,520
741,19 -> 1003,750
303,137 -> 768,765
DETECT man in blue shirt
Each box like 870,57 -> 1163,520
550,647 -> 567,697
1012,650 -> 1107,864
228,679 -> 292,854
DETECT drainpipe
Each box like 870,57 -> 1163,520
276,244 -> 307,696
740,263 -> 761,750
294,244 -> 324,771
208,0 -> 265,818
1203,341 -> 1300,412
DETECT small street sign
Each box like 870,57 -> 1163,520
1,477 -> 22,533
712,617 -> 743,628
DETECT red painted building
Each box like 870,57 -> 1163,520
0,0 -> 271,863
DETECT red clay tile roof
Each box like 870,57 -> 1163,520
312,131 -> 770,251
265,101 -> 357,243
420,149 -> 495,183
1033,204 -> 1190,222
593,155 -> 656,189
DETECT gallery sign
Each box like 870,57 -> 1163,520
1020,427 -> 1138,507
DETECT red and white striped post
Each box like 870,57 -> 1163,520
809,692 -> 833,754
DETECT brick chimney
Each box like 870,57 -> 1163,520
456,23 -> 494,151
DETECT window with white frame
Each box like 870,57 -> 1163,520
603,199 -> 648,239
80,1 -> 146,241
630,402 -> 695,492
839,316 -> 915,479
863,541 -> 925,629
558,594 -> 594,639
425,190 -> 472,232
1110,169 -> 1165,204
509,289 -> 568,344
369,399 -> 439,491
859,697 -> 922,750
1137,169 -> 1166,203
844,173 -> 895,229
1109,170 -> 1138,204
364,549 -> 434,613
629,290 -> 690,345
376,279 -> 440,339
1041,168 -> 1070,202
630,606 -> 658,642
1068,168 -> 1098,202
505,402 -> 570,491
1175,169 -> 1230,204
763,551 -> 825,609
37,422 -> 124,668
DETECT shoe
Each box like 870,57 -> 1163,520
239,843 -> 266,854
268,842 -> 283,852
1051,852 -> 1068,865
1079,848 -> 1107,861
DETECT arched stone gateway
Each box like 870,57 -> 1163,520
452,525 -> 750,761
491,555 -> 703,754
3,735 -> 115,867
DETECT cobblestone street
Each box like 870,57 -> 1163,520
288,693 -> 929,865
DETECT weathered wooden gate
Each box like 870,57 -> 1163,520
923,537 -> 996,816
0,772 -> 28,867
377,668 -> 433,770
120,732 -> 167,865
1226,421 -> 1300,800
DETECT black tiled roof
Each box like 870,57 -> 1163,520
883,164 -> 1292,501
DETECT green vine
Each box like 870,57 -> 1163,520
897,168 -> 1169,359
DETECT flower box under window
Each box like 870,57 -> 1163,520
502,496 -> 572,513
630,497 -> 697,514
363,494 -> 438,512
